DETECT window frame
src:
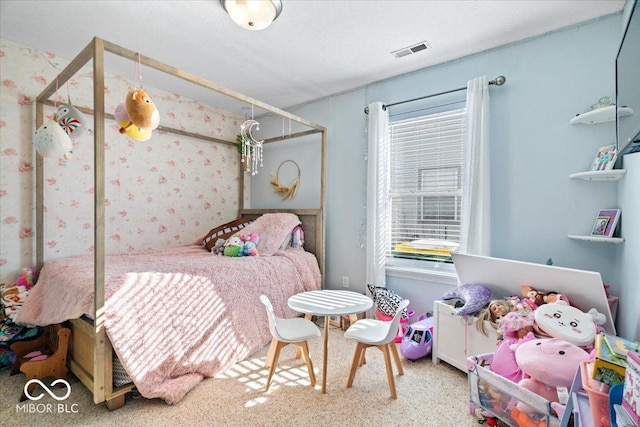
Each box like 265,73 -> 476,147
385,104 -> 467,276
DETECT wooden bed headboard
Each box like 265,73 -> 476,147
240,208 -> 324,285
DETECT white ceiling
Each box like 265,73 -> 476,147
0,0 -> 625,115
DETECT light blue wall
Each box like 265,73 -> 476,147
254,13 -> 639,338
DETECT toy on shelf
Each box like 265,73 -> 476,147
400,312 -> 434,360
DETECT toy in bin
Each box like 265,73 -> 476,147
400,313 -> 434,361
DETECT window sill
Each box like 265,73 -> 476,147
385,265 -> 459,286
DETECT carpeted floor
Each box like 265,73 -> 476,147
0,324 -> 479,427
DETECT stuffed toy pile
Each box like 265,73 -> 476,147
221,233 -> 260,257
1,268 -> 37,320
464,283 -> 609,426
0,268 -> 42,370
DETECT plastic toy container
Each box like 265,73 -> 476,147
581,360 -> 612,427
467,353 -> 561,427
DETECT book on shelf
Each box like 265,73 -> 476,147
591,209 -> 621,238
590,144 -> 617,171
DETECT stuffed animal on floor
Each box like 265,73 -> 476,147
514,338 -> 590,415
367,284 -> 409,319
223,234 -> 244,257
439,283 -> 492,316
120,89 -> 160,134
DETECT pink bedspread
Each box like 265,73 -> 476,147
15,245 -> 321,404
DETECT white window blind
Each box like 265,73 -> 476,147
388,107 -> 466,263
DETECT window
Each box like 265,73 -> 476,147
387,107 -> 466,264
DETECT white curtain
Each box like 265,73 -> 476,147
460,76 -> 491,255
366,102 -> 389,287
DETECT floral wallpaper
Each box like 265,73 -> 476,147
0,38 -> 246,285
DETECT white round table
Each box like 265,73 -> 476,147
288,289 -> 373,393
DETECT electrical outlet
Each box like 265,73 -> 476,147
342,276 -> 349,288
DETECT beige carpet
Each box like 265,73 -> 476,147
0,325 -> 479,427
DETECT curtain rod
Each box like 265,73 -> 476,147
364,75 -> 506,114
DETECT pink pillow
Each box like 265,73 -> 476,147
240,213 -> 301,256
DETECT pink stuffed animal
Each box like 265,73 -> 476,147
514,338 -> 590,416
490,332 -> 535,382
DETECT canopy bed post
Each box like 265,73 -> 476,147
35,103 -> 44,271
321,129 -> 326,277
91,36 -> 110,406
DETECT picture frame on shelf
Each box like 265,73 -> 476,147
591,217 -> 609,236
591,209 -> 621,238
590,145 -> 617,171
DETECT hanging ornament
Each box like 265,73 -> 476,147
119,88 -> 159,134
34,120 -> 73,159
117,52 -> 159,137
34,75 -> 73,159
55,103 -> 88,138
240,119 -> 263,176
114,103 -> 152,142
270,160 -> 300,200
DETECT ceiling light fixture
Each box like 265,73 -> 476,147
220,0 -> 283,31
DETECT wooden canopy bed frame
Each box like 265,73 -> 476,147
33,37 -> 326,409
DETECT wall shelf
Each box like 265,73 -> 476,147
567,234 -> 624,244
569,105 -> 633,125
569,169 -> 627,181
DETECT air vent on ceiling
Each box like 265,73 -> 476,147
391,40 -> 431,58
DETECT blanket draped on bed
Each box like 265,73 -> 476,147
15,244 -> 321,404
